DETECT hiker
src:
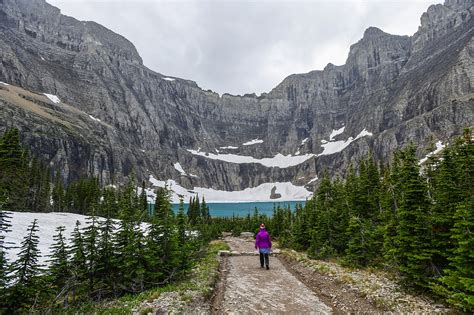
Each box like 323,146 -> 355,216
255,223 -> 272,270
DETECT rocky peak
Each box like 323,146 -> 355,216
0,0 -> 142,65
412,0 -> 473,52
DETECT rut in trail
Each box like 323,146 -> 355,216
216,236 -> 332,314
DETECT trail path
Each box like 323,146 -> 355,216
217,236 -> 332,314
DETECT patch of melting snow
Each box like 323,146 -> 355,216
307,176 -> 319,184
295,150 -> 300,155
147,175 -> 311,203
329,126 -> 345,141
174,162 -> 187,176
319,128 -> 372,156
242,139 -> 264,146
419,141 -> 445,165
220,146 -> 238,149
163,77 -> 175,81
141,149 -> 146,153
301,138 -> 309,145
187,149 -> 315,168
0,81 -> 9,86
43,93 -> 61,104
321,139 -> 328,144
88,114 -> 101,122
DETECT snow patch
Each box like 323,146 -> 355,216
147,175 -> 311,203
321,139 -> 328,144
307,176 -> 319,184
88,114 -> 101,122
43,93 -> 61,104
243,139 -> 264,146
329,126 -> 345,141
295,150 -> 300,155
5,212 -> 98,266
220,146 -> 238,150
187,149 -> 315,168
163,77 -> 175,81
141,149 -> 146,153
419,141 -> 445,165
0,81 -> 9,86
301,138 -> 309,145
174,162 -> 187,176
319,128 -> 372,156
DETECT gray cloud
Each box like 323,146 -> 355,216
47,0 -> 441,95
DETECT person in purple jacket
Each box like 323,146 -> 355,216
255,223 -> 272,270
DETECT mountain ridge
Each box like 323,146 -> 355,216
0,0 -> 472,198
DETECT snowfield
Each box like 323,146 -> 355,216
187,150 -> 315,168
43,93 -> 61,104
146,175 -> 312,203
242,139 -> 264,146
319,129 -> 372,156
4,212 -> 93,266
162,77 -> 175,81
3,212 -> 149,267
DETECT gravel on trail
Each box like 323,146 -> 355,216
215,236 -> 332,314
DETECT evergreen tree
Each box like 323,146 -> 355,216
96,205 -> 117,299
434,197 -> 474,312
8,219 -> 43,312
52,172 -> 65,212
69,220 -> 87,303
47,226 -> 71,306
0,128 -> 29,211
394,146 -> 434,288
82,216 -> 100,295
0,201 -> 12,305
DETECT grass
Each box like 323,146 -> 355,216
61,240 -> 229,314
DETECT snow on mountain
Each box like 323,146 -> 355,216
0,81 -> 9,86
319,129 -> 373,156
88,114 -> 101,122
219,146 -> 238,149
419,140 -> 445,165
174,162 -> 187,176
301,138 -> 309,145
187,150 -> 315,168
146,175 -> 312,203
43,93 -> 61,104
242,139 -> 264,146
329,126 -> 345,141
162,77 -> 175,81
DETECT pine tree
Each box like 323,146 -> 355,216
394,146 -> 434,288
82,216 -> 100,295
0,200 -> 12,302
47,226 -> 71,306
69,220 -> 87,303
52,172 -> 65,212
0,128 -> 29,211
96,206 -> 117,299
9,219 -> 43,312
434,197 -> 474,312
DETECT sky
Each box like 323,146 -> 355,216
47,0 -> 442,95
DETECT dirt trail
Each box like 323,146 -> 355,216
216,236 -> 332,314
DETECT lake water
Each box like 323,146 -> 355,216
170,201 -> 305,217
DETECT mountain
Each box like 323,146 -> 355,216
0,0 -> 472,199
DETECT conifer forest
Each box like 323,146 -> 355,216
0,128 -> 472,313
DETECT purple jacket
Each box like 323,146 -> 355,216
255,229 -> 272,249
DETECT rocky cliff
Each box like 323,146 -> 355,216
0,0 -> 472,198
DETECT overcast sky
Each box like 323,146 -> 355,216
47,0 -> 441,95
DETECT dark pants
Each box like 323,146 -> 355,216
259,252 -> 269,267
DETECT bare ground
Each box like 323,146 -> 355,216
212,236 -> 332,314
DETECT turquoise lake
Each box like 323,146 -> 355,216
170,201 -> 305,217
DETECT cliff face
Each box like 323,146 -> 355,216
0,0 -> 472,194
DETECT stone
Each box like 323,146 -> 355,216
0,0 -> 472,191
